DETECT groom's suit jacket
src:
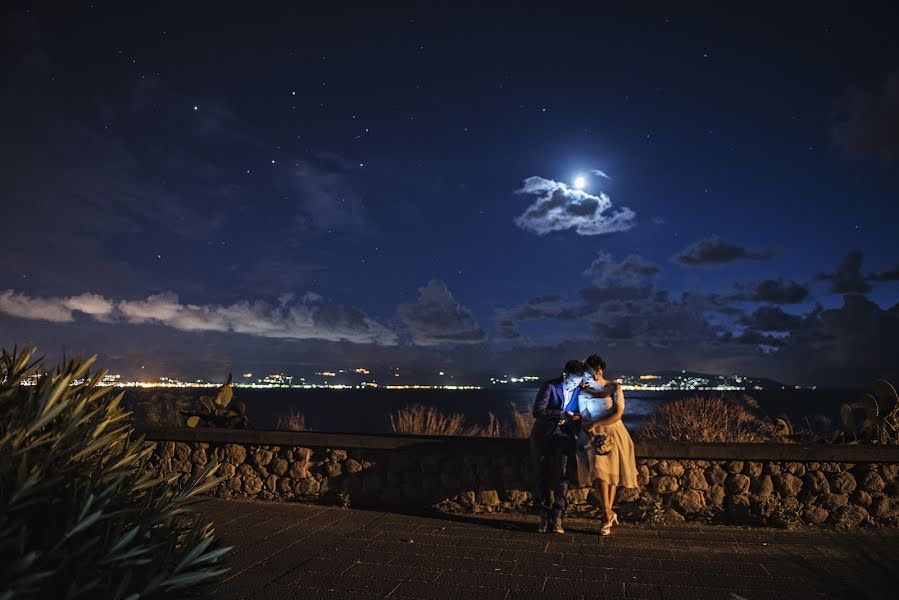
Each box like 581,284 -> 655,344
530,377 -> 582,443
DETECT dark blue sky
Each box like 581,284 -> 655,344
1,2 -> 897,384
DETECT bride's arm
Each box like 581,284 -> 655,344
590,384 -> 624,431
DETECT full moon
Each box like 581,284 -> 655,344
573,175 -> 586,189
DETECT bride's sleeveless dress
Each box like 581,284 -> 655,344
577,383 -> 638,488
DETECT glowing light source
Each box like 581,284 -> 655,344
573,175 -> 586,189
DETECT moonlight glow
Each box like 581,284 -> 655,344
573,175 -> 586,189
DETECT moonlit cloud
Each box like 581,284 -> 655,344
0,289 -> 397,345
513,176 -> 636,236
398,279 -> 486,345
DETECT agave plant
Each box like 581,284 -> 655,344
0,346 -> 230,599
840,379 -> 899,444
182,374 -> 249,429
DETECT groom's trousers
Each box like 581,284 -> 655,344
530,434 -> 573,519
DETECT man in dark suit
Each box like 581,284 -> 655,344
529,359 -> 585,533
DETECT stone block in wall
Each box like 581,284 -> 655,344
329,449 -> 347,461
804,505 -> 829,524
830,471 -> 857,494
852,490 -> 872,507
745,462 -> 763,477
804,470 -> 830,494
650,475 -> 679,494
785,462 -> 806,476
191,447 -> 207,466
264,474 -> 278,492
750,475 -> 773,499
725,473 -> 750,496
324,462 -> 342,478
704,485 -> 725,508
476,490 -> 500,507
225,444 -> 247,464
725,495 -> 750,520
820,493 -> 849,510
237,464 -> 255,477
637,464 -> 650,486
773,473 -> 802,497
683,468 -> 708,491
705,465 -> 727,486
656,460 -> 684,477
295,478 -> 320,496
269,457 -> 289,476
227,476 -> 242,492
345,459 -> 363,474
670,489 -> 704,514
243,475 -> 263,495
160,441 -> 175,459
871,495 -> 894,520
289,461 -> 310,480
566,488 -> 589,505
726,461 -> 744,474
277,478 -> 293,494
880,464 -> 899,482
618,487 -> 640,503
220,463 -> 236,478
833,505 -> 869,528
252,448 -> 273,466
504,489 -> 530,504
860,471 -> 885,493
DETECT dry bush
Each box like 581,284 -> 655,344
507,403 -> 535,438
468,413 -> 503,437
389,404 -> 470,436
134,390 -> 193,426
638,395 -> 770,442
389,403 -> 534,438
276,409 -> 306,431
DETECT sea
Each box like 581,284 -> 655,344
123,385 -> 865,434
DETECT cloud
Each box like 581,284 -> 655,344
833,69 -> 899,164
513,176 -> 635,236
674,235 -> 775,266
733,279 -> 810,304
815,250 -> 871,294
0,289 -> 397,345
739,305 -> 810,332
584,252 -> 661,282
0,290 -> 74,323
398,280 -> 486,345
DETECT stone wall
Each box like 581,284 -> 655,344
141,427 -> 899,528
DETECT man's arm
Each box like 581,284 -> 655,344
532,382 -> 562,422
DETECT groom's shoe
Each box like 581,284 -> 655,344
537,516 -> 549,533
551,516 -> 565,534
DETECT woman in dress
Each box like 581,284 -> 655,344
579,354 -> 638,535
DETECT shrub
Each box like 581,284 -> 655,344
389,404 -> 469,436
0,347 -> 230,599
131,389 -> 194,426
388,403 -> 534,438
638,394 -> 770,442
276,409 -> 306,431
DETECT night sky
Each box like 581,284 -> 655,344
1,2 -> 897,385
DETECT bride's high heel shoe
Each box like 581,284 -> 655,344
600,512 -> 619,536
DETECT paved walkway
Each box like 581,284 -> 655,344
196,498 -> 899,600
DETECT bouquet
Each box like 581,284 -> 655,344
591,431 -> 613,455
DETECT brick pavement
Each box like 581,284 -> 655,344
195,498 -> 898,600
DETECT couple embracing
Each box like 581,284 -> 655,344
529,355 -> 638,536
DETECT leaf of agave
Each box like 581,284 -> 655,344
63,508 -> 104,540
214,384 -> 233,407
860,393 -> 879,418
198,396 -> 215,414
161,567 -> 230,590
873,379 -> 898,413
186,415 -> 201,428
191,544 -> 232,566
173,535 -> 214,573
107,526 -> 141,556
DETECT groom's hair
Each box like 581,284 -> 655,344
562,359 -> 585,376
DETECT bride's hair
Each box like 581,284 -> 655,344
585,354 -> 606,372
